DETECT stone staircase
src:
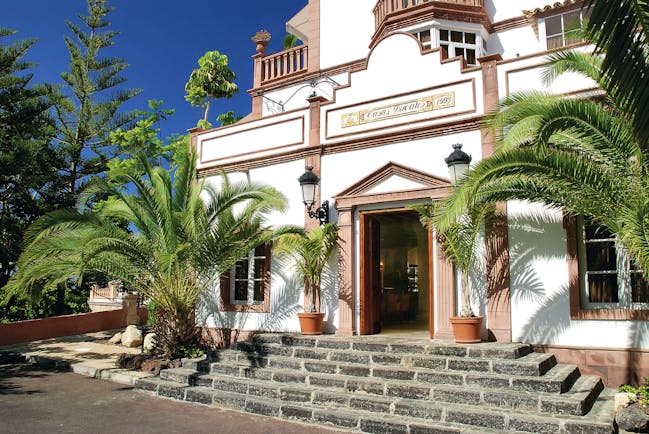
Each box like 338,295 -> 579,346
135,334 -> 617,433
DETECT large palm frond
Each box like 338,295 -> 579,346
584,0 -> 649,143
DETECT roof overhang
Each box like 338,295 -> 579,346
287,5 -> 309,42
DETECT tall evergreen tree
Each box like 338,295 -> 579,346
0,29 -> 58,290
41,0 -> 141,315
0,29 -> 65,322
48,0 -> 142,206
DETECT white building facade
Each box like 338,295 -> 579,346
193,0 -> 649,386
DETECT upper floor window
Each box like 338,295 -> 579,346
412,27 -> 485,66
577,217 -> 649,309
220,242 -> 271,312
545,8 -> 591,49
439,29 -> 483,66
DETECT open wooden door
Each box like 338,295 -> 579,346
360,213 -> 382,334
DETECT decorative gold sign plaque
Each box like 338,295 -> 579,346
341,92 -> 455,128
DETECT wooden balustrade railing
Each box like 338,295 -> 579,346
260,45 -> 308,85
373,0 -> 484,28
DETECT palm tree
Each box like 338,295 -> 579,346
584,0 -> 649,143
275,223 -> 338,313
434,48 -> 649,274
283,33 -> 299,50
415,202 -> 494,317
5,151 -> 299,358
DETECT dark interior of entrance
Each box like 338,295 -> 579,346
374,212 -> 429,332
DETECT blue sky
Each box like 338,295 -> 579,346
2,0 -> 306,140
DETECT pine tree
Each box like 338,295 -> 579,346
48,0 -> 142,206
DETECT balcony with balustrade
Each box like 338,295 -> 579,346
371,0 -> 488,46
256,45 -> 309,87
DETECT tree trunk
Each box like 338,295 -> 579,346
54,283 -> 66,316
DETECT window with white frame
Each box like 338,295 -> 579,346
220,242 -> 271,311
545,8 -> 591,50
577,217 -> 649,308
412,27 -> 485,66
414,28 -> 432,49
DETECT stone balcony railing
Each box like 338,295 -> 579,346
256,45 -> 309,87
373,0 -> 484,29
89,281 -> 119,301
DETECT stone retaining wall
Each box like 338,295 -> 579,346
0,307 -> 147,346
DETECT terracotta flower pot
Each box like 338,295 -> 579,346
450,316 -> 483,343
255,41 -> 268,54
297,312 -> 325,335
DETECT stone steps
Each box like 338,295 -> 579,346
206,347 -> 558,377
159,366 -> 603,416
136,375 -> 615,433
135,334 -> 616,433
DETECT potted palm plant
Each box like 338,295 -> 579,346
416,202 -> 492,343
276,223 -> 338,335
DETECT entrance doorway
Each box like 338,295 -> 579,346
360,210 -> 431,335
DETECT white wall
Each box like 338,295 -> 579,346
508,201 -> 649,349
320,0 -> 375,69
199,160 -> 308,334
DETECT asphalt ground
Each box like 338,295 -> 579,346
0,361 -> 343,434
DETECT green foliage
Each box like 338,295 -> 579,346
434,48 -> 649,276
48,0 -> 142,204
620,378 -> 649,407
0,29 -> 69,322
276,224 -> 338,312
184,50 -> 238,127
216,110 -> 242,127
6,145 -> 301,357
583,0 -> 649,143
414,202 -> 493,317
146,301 -> 158,327
283,33 -> 299,50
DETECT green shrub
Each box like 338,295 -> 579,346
619,377 -> 649,407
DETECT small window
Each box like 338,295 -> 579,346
418,29 -> 431,47
577,217 -> 649,308
220,242 -> 272,312
545,8 -> 591,49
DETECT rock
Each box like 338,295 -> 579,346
143,333 -> 156,352
120,325 -> 143,348
616,403 -> 649,432
108,332 -> 122,344
140,358 -> 166,375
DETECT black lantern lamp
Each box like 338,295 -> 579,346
298,166 -> 329,226
444,143 -> 472,185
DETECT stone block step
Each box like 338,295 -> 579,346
203,357 -> 579,397
160,362 -> 601,417
206,349 -> 557,378
237,333 -> 534,360
135,377 -> 615,434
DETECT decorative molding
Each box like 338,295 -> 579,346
335,161 -> 450,198
491,16 -> 529,33
325,79 -> 477,141
371,2 -> 490,50
196,116 -> 482,178
198,116 -> 305,167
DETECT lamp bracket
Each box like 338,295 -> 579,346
306,200 -> 329,226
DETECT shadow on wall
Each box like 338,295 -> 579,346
197,256 -> 307,346
320,252 -> 339,334
508,209 -> 573,344
198,288 -> 251,348
259,258 -> 303,332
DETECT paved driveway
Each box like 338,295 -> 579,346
0,362 -> 341,434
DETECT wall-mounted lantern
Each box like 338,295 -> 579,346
444,143 -> 472,185
298,166 -> 329,226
